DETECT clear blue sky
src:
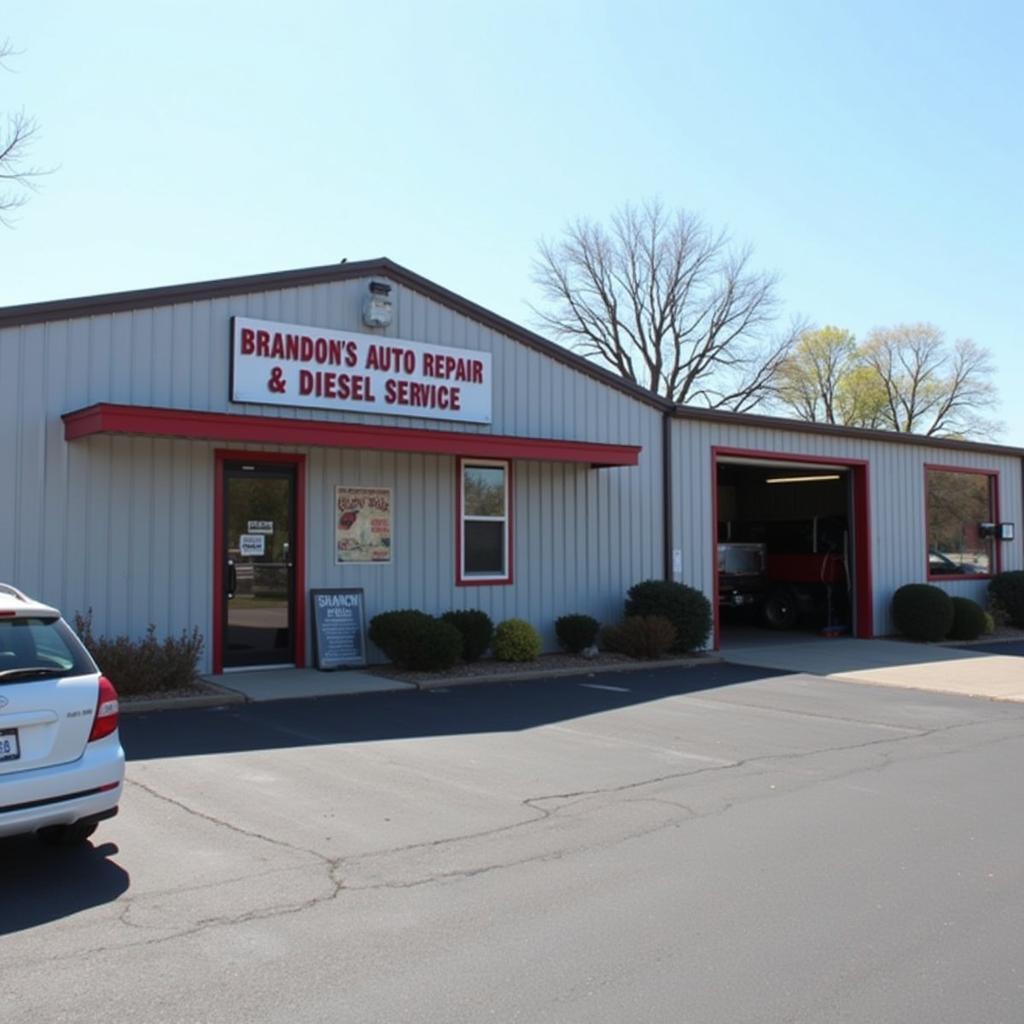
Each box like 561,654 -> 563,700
4,1 -> 1022,443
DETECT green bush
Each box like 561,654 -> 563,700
983,611 -> 995,635
368,610 -> 463,670
602,615 -> 677,659
624,580 -> 711,652
555,613 -> 600,654
989,571 -> 1024,628
494,618 -> 542,662
73,609 -> 203,696
891,584 -> 954,642
441,610 -> 494,662
948,597 -> 987,641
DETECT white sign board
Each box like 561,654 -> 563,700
231,316 -> 493,424
238,534 -> 266,557
247,520 -> 274,534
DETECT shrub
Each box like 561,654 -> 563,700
624,580 -> 711,652
440,610 -> 494,662
989,571 -> 1024,628
602,615 -> 677,659
948,597 -> 987,641
555,613 -> 600,654
891,584 -> 954,642
494,618 -> 542,662
368,610 -> 463,670
73,609 -> 203,696
983,611 -> 995,635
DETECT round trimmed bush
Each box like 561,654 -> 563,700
989,571 -> 1024,628
441,610 -> 494,662
948,597 -> 987,641
368,610 -> 463,670
602,615 -> 677,659
494,618 -> 542,662
624,580 -> 711,652
891,584 -> 954,642
555,613 -> 600,654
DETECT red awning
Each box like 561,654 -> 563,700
62,403 -> 641,468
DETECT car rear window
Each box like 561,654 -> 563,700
0,617 -> 95,677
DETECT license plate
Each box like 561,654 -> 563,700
0,728 -> 19,762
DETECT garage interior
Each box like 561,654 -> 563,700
716,458 -> 859,645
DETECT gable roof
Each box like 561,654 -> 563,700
1,258 -> 1020,458
0,256 -> 671,412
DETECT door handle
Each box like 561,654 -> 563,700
227,559 -> 237,598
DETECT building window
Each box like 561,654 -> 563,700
459,459 -> 512,584
926,467 -> 997,578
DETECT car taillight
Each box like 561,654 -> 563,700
88,675 -> 120,742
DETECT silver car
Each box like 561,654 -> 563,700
0,584 -> 124,845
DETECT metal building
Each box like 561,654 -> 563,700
0,258 -> 1020,673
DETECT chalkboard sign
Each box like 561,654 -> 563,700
309,588 -> 366,670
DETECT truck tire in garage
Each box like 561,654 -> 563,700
763,585 -> 800,630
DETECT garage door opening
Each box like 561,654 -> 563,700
712,450 -> 872,648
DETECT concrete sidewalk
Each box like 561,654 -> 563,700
723,637 -> 1024,702
205,667 -> 417,702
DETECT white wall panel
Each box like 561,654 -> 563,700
0,273 -> 664,671
671,419 -> 1023,637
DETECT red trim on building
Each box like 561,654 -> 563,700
212,450 -> 306,674
455,457 -> 515,586
711,447 -> 874,648
62,403 -> 640,468
923,463 -> 1001,581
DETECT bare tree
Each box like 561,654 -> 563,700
1,39 -> 47,226
531,200 -> 800,409
861,324 -> 999,437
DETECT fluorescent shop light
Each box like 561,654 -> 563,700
765,474 -> 842,484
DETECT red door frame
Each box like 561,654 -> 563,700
710,447 -> 873,649
212,450 -> 307,673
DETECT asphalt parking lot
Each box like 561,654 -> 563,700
4,661 -> 1024,1024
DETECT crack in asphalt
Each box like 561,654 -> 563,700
15,708 -> 1024,963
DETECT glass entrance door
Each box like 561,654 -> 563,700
222,462 -> 296,668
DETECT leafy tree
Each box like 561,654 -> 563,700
860,324 -> 997,437
531,199 -> 801,410
775,323 -> 999,438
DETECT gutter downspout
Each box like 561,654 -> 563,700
663,409 -> 674,581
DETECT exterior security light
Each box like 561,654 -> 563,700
978,522 -> 997,539
998,522 -> 1015,541
362,280 -> 393,328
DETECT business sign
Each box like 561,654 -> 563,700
231,316 -> 492,424
238,534 -> 265,557
247,520 -> 274,534
336,487 -> 392,564
310,588 -> 366,669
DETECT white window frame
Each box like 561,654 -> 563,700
458,457 -> 511,584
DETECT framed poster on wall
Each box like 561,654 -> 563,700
336,486 -> 392,564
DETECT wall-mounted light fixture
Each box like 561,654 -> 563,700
362,280 -> 393,329
998,522 -> 1015,541
765,474 -> 842,485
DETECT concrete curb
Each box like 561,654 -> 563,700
120,686 -> 248,715
117,655 -> 722,710
404,655 -> 721,691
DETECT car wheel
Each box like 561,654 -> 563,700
37,821 -> 99,846
763,586 -> 800,630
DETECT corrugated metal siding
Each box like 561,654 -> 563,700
0,276 -> 663,670
671,419 -> 1024,637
